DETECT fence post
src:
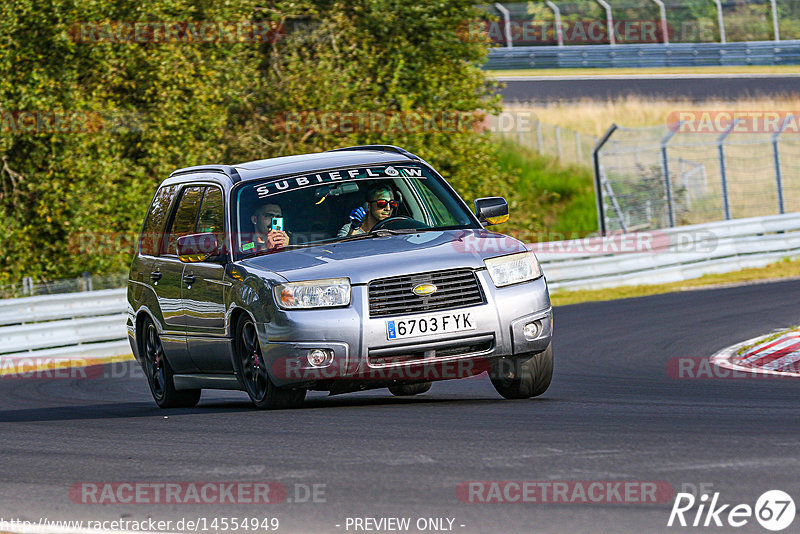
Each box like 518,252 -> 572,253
575,130 -> 582,160
717,119 -> 739,220
82,272 -> 93,292
537,121 -> 543,155
555,126 -> 562,160
771,0 -> 780,41
596,0 -> 616,45
593,124 -> 618,236
713,0 -> 726,43
772,114 -> 793,214
650,0 -> 669,44
661,124 -> 680,228
22,277 -> 33,296
545,1 -> 564,46
494,3 -> 513,48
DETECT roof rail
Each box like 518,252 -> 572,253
169,165 -> 242,183
326,145 -> 418,159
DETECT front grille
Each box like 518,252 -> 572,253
368,269 -> 485,318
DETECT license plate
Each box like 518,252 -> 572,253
386,312 -> 475,340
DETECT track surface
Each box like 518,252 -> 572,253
2,280 -> 800,533
498,74 -> 800,102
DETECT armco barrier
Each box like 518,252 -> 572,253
536,213 -> 800,291
2,212 -> 800,357
485,40 -> 800,70
0,288 -> 130,362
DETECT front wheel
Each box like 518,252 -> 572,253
490,344 -> 553,399
234,315 -> 306,409
141,318 -> 201,408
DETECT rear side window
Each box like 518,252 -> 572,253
197,187 -> 225,235
139,184 -> 179,257
164,186 -> 204,255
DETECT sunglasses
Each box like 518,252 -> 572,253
369,199 -> 398,209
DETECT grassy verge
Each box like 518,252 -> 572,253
551,257 -> 800,306
505,95 -> 800,136
488,65 -> 800,77
495,138 -> 597,240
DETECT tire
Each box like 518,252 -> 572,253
141,318 -> 201,408
490,343 -> 553,399
388,382 -> 432,396
234,315 -> 306,409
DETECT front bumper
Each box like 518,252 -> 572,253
260,272 -> 552,387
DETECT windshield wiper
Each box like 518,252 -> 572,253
336,228 -> 421,241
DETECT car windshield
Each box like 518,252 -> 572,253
232,163 -> 478,258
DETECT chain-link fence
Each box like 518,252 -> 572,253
596,122 -> 800,233
485,0 -> 800,45
0,273 -> 128,299
491,110 -> 597,168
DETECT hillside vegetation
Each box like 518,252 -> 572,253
0,0 -> 511,285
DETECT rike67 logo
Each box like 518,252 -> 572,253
668,490 -> 796,531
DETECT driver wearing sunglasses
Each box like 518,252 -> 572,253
338,185 -> 398,237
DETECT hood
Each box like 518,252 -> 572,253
239,229 -> 527,284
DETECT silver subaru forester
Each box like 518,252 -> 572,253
126,145 -> 553,409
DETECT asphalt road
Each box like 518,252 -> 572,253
2,279 -> 800,533
497,74 -> 800,102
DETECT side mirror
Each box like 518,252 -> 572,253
177,233 -> 223,263
474,197 -> 509,226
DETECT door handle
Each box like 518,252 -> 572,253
150,271 -> 162,282
183,274 -> 196,285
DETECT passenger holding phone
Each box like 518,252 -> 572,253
338,185 -> 398,237
249,203 -> 289,251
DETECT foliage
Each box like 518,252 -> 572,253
495,138 -> 597,242
0,0 -> 510,285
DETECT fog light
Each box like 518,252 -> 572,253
307,349 -> 332,367
522,321 -> 541,341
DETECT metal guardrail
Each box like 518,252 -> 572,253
0,288 -> 129,360
0,288 -> 127,325
486,40 -> 800,69
536,213 -> 800,291
2,212 -> 800,357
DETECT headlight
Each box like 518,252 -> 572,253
274,278 -> 351,309
484,251 -> 543,287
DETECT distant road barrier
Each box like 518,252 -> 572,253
3,212 -> 800,356
486,40 -> 800,70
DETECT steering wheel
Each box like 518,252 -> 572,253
370,216 -> 415,232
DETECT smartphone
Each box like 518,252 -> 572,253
271,217 -> 284,232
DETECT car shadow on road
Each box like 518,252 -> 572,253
0,393 -> 558,422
